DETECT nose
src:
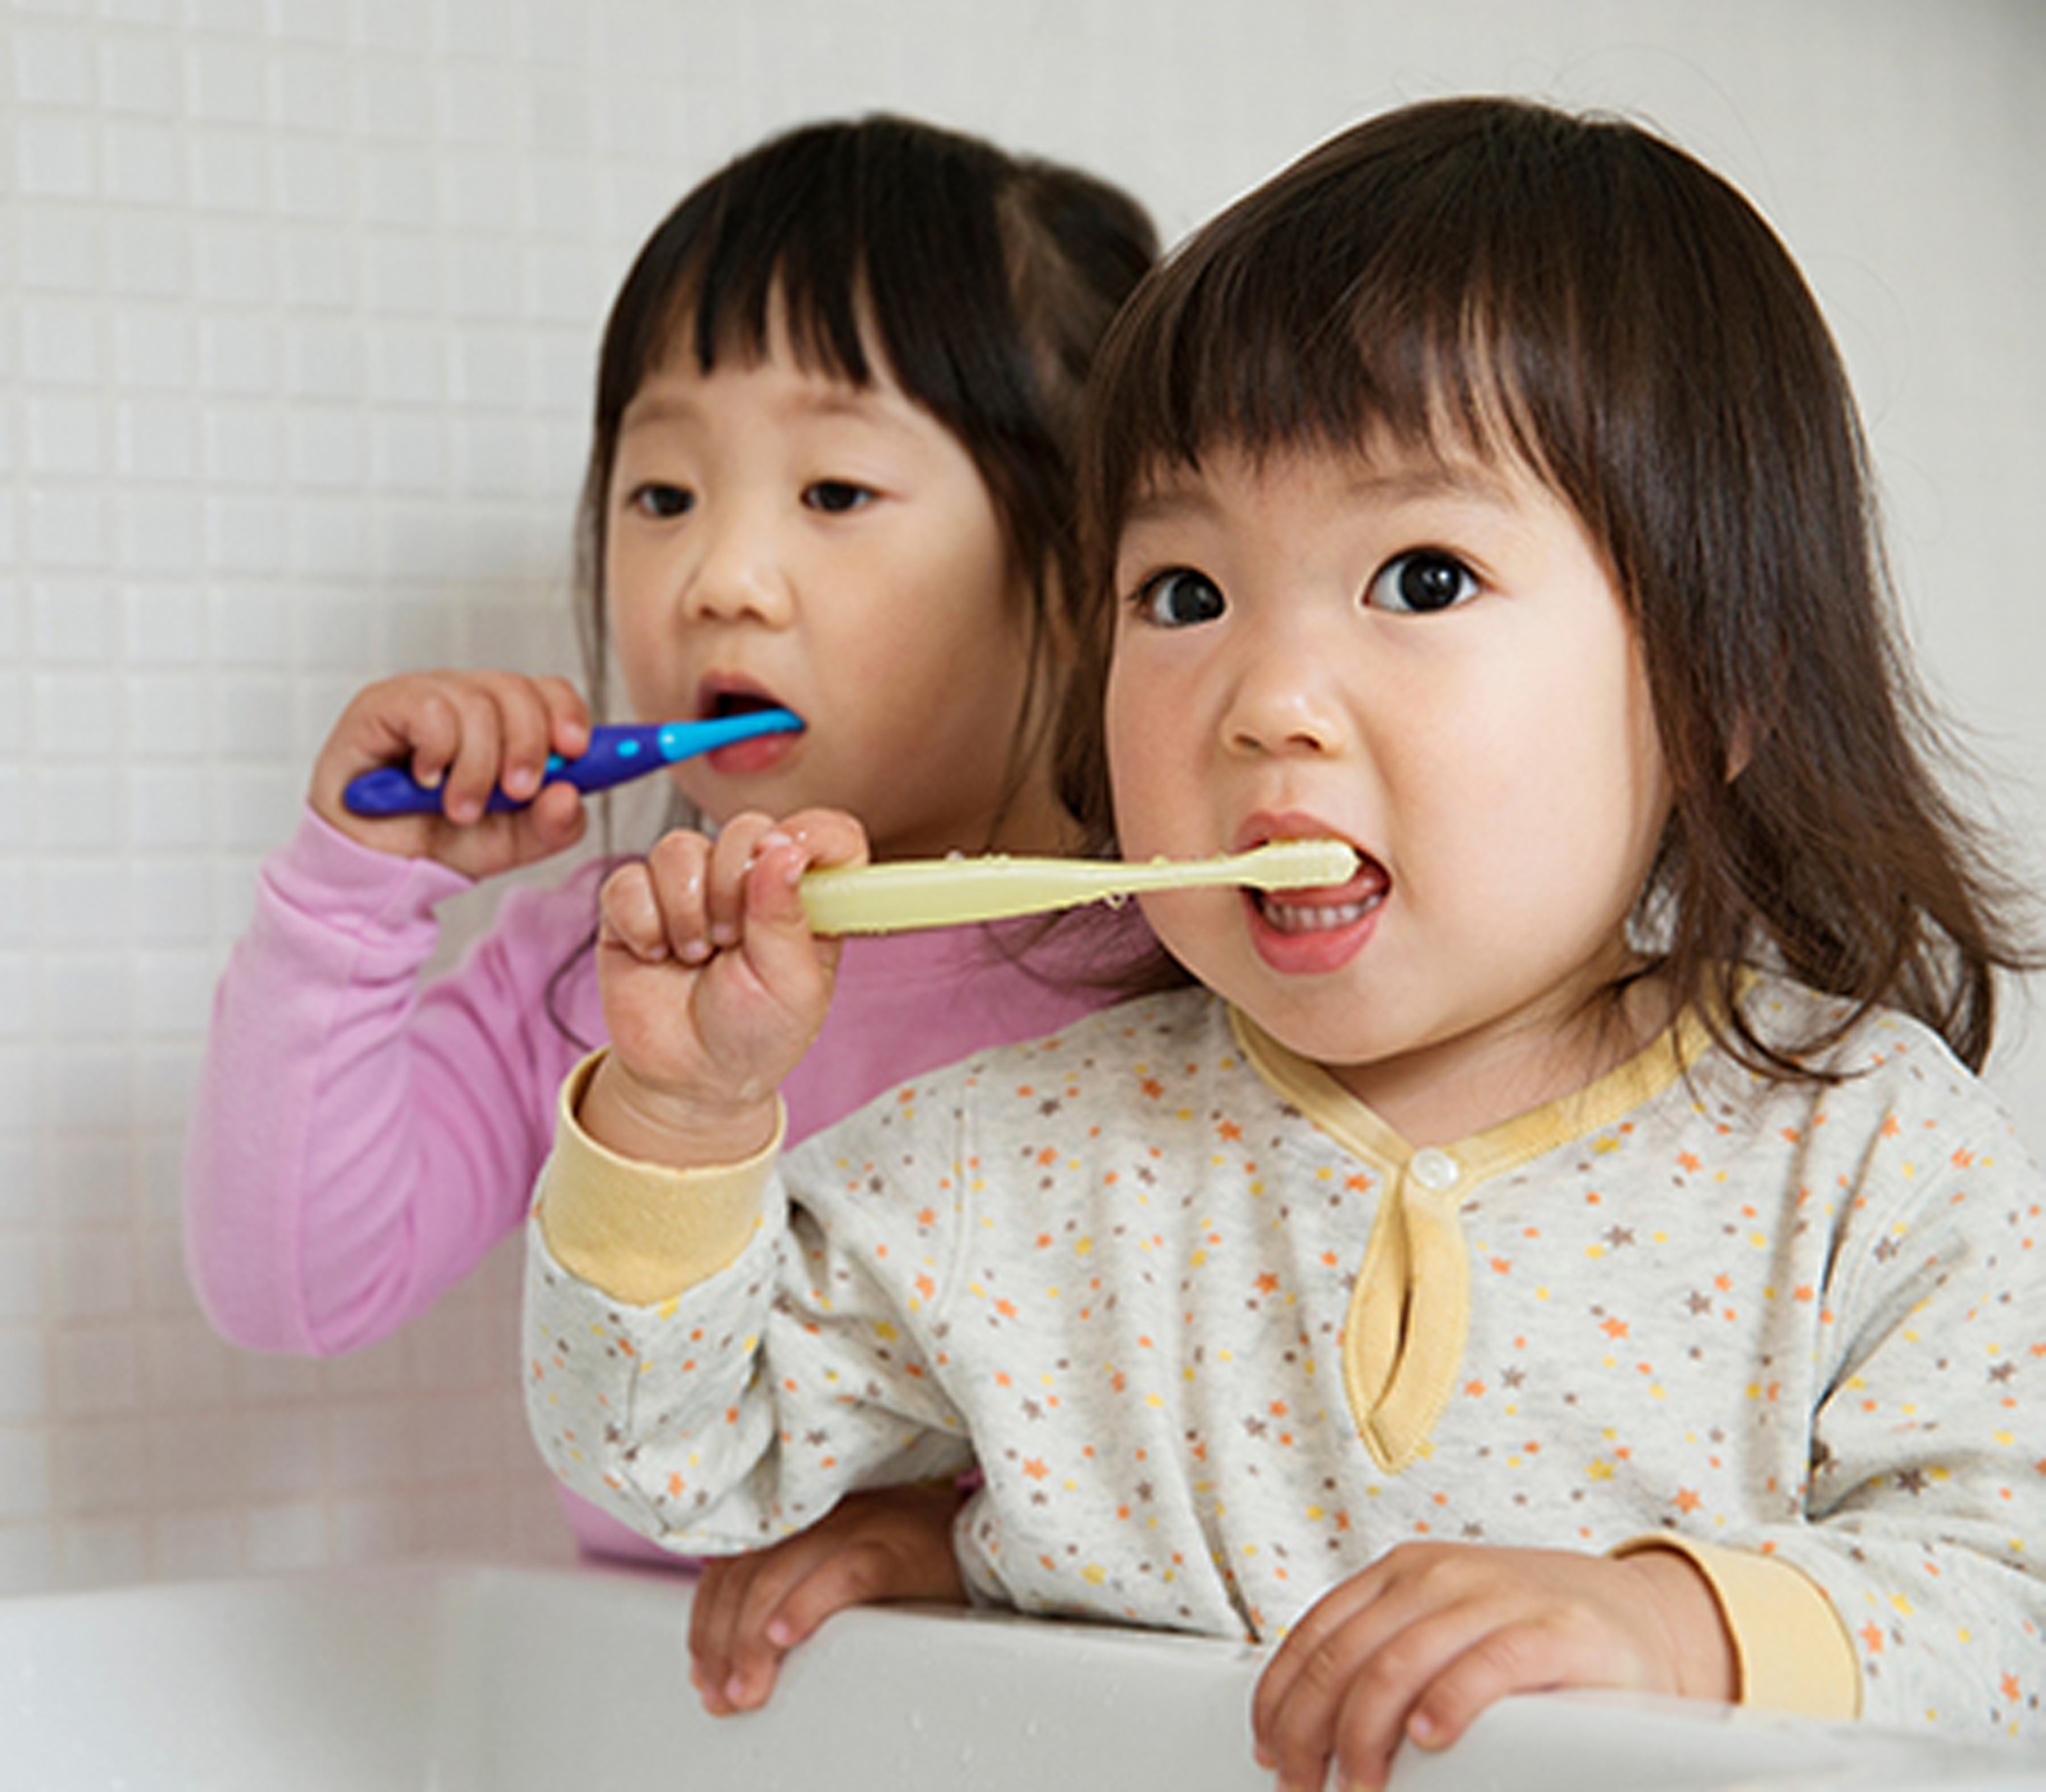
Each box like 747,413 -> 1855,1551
1220,620 -> 1351,759
679,501 -> 794,628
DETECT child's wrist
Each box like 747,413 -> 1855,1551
1617,1546 -> 1737,1703
579,1051 -> 780,1171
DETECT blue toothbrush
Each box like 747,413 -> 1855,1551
341,709 -> 804,818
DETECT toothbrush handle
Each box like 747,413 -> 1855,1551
340,711 -> 802,818
340,725 -> 663,818
800,840 -> 1357,935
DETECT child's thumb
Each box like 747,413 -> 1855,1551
740,832 -> 842,1004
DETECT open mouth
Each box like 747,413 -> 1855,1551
1257,888 -> 1384,934
704,688 -> 788,720
696,675 -> 805,734
1250,842 -> 1388,935
686,677 -> 806,775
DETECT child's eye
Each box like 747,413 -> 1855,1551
627,482 -> 694,520
1133,567 -> 1227,629
805,480 -> 876,515
1367,551 -> 1479,615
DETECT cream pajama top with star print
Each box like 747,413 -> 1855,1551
523,976 -> 2046,1742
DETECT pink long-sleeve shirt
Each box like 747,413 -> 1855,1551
185,808 -> 1141,1562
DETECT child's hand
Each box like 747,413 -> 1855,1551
688,1480 -> 970,1716
1252,1543 -> 1734,1791
583,808 -> 867,1168
308,671 -> 592,878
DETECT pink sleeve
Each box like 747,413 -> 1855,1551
183,809 -> 598,1355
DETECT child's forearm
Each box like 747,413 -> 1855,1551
187,809 -> 496,1354
523,1077 -> 972,1561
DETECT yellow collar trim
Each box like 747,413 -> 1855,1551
1230,1005 -> 1712,1471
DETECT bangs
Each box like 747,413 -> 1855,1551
1084,100 -> 1681,552
670,165 -> 879,385
605,147 -> 881,400
1096,213 -> 1536,488
604,117 -> 1017,424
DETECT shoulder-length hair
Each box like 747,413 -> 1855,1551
576,112 -> 1156,840
1061,95 -> 2031,1076
546,116 -> 1157,1041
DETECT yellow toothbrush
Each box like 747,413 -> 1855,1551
800,838 -> 1358,936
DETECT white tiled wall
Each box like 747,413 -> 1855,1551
3,0 -> 2041,1594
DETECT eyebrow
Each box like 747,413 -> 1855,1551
619,380 -> 919,438
1121,458 -> 1522,531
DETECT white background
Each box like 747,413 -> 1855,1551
2,0 -> 2041,1592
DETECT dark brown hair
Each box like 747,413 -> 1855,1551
575,113 -> 1156,837
1061,95 -> 2031,1077
547,116 -> 1157,1040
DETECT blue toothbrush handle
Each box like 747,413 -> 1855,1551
341,710 -> 803,818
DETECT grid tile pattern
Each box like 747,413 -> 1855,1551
2,0 -> 688,1588
3,0 -> 2041,1594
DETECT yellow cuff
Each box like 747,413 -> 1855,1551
535,1050 -> 782,1307
1612,1535 -> 1860,1720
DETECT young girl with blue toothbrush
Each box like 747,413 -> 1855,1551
523,96 -> 2044,1786
185,116 -> 1156,1617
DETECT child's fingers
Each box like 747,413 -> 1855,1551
1257,1562 -> 1488,1791
733,828 -> 844,1005
1305,1602 -> 1503,1792
424,684 -> 509,825
309,671 -> 597,876
533,673 -> 592,759
1397,1618 -> 1615,1761
598,860 -> 681,964
711,1546 -> 876,1715
312,675 -> 462,820
773,806 -> 871,874
752,1531 -> 915,1652
689,1552 -> 763,1715
645,808 -> 870,967
1256,1587 -> 1408,1792
701,814 -> 780,949
689,1530 -> 832,1713
692,815 -> 844,1002
394,673 -> 565,822
718,1545 -> 834,1711
473,671 -> 564,805
1250,1568 -> 1387,1757
377,683 -> 464,793
473,669 -> 589,804
1260,1546 -> 1681,1791
687,1481 -> 966,1718
740,807 -> 869,937
637,830 -> 714,964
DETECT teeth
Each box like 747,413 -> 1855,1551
1259,894 -> 1381,934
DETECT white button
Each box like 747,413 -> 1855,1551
1408,1148 -> 1460,1193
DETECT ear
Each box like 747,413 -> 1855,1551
1724,712 -> 1756,782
